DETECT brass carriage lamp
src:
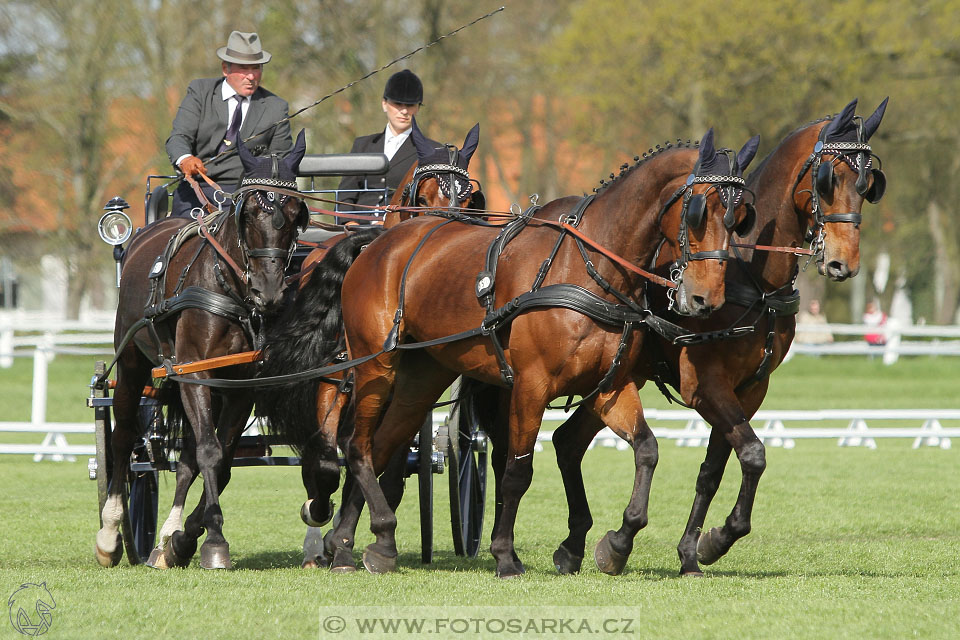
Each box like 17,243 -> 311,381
99,196 -> 133,286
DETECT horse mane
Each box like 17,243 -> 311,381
256,227 -> 385,452
592,139 -> 700,196
745,114 -> 834,183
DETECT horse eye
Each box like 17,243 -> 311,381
416,196 -> 428,207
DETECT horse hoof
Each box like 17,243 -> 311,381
553,545 -> 583,575
200,542 -> 232,570
302,552 -> 332,569
146,548 -> 170,570
323,529 -> 337,559
681,570 -> 705,578
496,562 -> 525,579
301,499 -> 334,527
594,531 -> 629,576
330,547 -> 356,573
164,531 -> 196,568
94,532 -> 123,567
362,546 -> 397,574
697,527 -> 724,566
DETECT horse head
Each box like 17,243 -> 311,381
388,118 -> 483,223
661,128 -> 760,316
795,97 -> 888,281
234,128 -> 310,311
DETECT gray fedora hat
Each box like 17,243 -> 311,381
217,31 -> 272,65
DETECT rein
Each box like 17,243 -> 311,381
184,175 -> 249,284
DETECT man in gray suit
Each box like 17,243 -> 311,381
166,30 -> 293,218
336,70 -> 440,218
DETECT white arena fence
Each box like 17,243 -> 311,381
1,311 -> 959,460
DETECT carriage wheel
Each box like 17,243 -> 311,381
127,470 -> 159,563
93,361 -> 112,527
120,398 -> 163,565
447,378 -> 489,558
417,416 -> 434,564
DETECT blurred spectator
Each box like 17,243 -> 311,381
796,299 -> 833,345
863,300 -> 887,345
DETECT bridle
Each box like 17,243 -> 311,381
399,144 -> 481,212
656,149 -> 751,311
793,118 -> 886,264
230,156 -> 308,278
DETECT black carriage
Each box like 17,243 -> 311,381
89,155 -> 488,565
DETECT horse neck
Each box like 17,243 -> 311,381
743,127 -> 819,291
579,151 -> 688,277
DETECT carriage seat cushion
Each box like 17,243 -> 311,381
297,153 -> 388,177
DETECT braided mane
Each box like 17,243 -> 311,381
591,139 -> 700,195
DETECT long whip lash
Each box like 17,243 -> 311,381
204,6 -> 506,170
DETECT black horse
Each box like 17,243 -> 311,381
95,131 -> 309,569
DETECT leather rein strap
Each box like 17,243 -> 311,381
558,221 -> 677,289
731,242 -> 815,256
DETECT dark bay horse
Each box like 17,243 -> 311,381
255,121 -> 483,567
95,131 -> 309,569
543,98 -> 889,577
330,129 -> 759,577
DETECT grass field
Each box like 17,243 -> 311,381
1,354 -> 959,638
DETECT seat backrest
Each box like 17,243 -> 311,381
297,153 -> 389,177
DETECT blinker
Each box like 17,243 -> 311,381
736,202 -> 756,236
864,169 -> 886,203
815,161 -> 834,197
685,193 -> 706,229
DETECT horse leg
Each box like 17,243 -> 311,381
300,385 -> 345,529
301,387 -> 346,568
95,352 -> 150,567
676,427 -> 732,575
152,427 -> 200,569
347,352 -> 455,573
175,386 -> 250,569
325,469 -> 365,572
551,406 -> 604,574
592,383 -> 659,576
488,386 -> 549,579
687,382 -> 767,571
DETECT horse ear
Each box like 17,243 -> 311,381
410,117 -> 432,163
237,133 -> 258,173
459,123 -> 480,168
698,128 -> 715,163
824,98 -> 858,138
282,129 -> 307,176
862,97 -> 889,140
736,135 -> 760,172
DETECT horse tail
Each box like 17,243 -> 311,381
256,227 -> 385,453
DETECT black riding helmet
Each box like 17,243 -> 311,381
383,69 -> 423,105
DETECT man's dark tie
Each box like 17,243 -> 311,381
218,97 -> 244,153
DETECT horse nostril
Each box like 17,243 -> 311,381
692,295 -> 707,310
826,260 -> 849,279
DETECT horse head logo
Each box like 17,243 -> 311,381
8,583 -> 56,636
